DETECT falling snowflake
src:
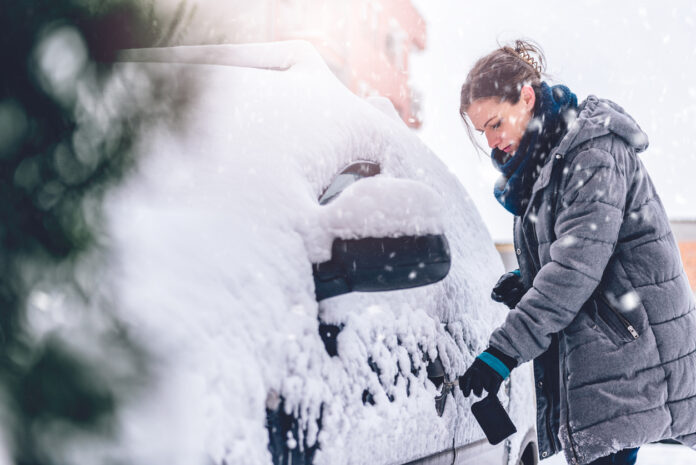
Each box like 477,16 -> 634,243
286,431 -> 298,450
620,291 -> 641,311
558,235 -> 577,247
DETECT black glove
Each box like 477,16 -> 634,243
459,347 -> 518,397
491,270 -> 525,309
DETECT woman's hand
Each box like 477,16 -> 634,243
491,270 -> 525,309
459,348 -> 518,397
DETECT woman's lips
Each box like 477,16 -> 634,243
503,145 -> 512,153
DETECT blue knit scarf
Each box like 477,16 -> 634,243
492,82 -> 578,216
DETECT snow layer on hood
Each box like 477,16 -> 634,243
100,42 -> 535,465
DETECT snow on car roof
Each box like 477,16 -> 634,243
118,40 -> 330,73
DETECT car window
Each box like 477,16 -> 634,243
318,161 -> 380,205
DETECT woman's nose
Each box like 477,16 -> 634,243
485,132 -> 498,149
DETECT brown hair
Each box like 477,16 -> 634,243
459,39 -> 546,152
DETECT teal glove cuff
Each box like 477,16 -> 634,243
477,352 -> 511,380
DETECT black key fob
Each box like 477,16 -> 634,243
471,393 -> 517,445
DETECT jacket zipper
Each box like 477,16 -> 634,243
561,340 -> 580,465
598,294 -> 639,340
544,380 -> 557,456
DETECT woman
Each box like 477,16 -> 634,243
457,40 -> 696,465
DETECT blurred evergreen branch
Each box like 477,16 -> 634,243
0,1 -> 194,463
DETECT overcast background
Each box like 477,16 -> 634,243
410,0 -> 696,242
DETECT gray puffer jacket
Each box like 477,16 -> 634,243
489,96 -> 696,465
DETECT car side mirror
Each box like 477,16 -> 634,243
312,234 -> 451,301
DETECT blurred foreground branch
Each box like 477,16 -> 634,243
0,1 -> 194,463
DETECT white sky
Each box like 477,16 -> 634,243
410,0 -> 696,242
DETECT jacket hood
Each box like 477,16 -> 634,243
557,95 -> 649,155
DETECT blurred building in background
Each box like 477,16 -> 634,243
669,220 -> 696,291
168,0 -> 426,128
270,0 -> 426,128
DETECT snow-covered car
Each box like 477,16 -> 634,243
108,41 -> 538,465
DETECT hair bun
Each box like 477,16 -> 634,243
514,40 -> 543,75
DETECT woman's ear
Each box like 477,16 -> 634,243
521,85 -> 535,111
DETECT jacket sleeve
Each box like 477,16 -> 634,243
489,146 -> 629,363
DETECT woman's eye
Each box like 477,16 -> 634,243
492,120 -> 502,130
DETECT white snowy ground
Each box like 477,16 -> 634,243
542,443 -> 696,465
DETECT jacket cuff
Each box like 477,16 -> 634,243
481,347 -> 518,379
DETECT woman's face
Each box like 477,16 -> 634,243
467,86 -> 535,155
